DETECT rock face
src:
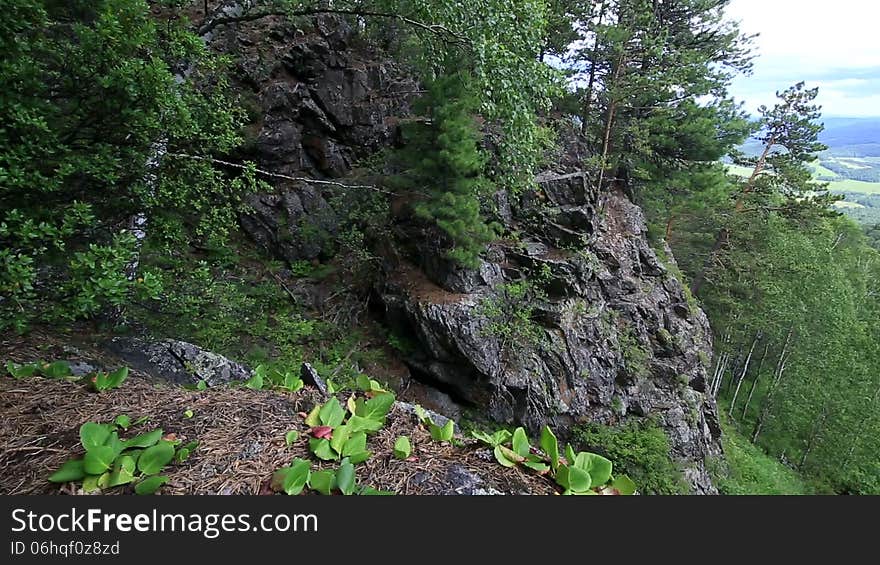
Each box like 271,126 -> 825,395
216,14 -> 417,262
379,173 -> 722,494
214,15 -> 722,492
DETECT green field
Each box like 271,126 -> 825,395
725,164 -> 880,195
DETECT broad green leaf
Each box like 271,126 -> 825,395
107,456 -> 136,487
355,392 -> 395,421
512,427 -> 530,458
574,452 -> 613,488
393,436 -> 412,460
79,422 -> 111,451
523,459 -> 550,473
494,445 -> 518,467
283,373 -> 303,391
282,459 -> 311,496
347,450 -> 371,465
6,361 -> 37,379
107,366 -> 128,388
318,397 -> 345,428
330,425 -> 352,455
540,426 -> 559,471
284,430 -> 299,446
48,459 -> 86,483
496,444 -> 525,466
611,475 -> 637,495
135,475 -> 168,495
305,404 -> 322,427
183,409 -> 193,419
336,459 -> 356,495
359,486 -> 395,495
82,475 -> 101,493
566,466 -> 593,493
309,438 -> 338,461
43,360 -> 72,379
196,380 -> 207,391
83,446 -> 116,475
413,404 -> 429,423
346,395 -> 357,414
114,414 -> 132,429
346,414 -> 384,433
355,374 -> 371,391
124,428 -> 163,449
308,470 -> 336,495
138,442 -> 175,475
342,432 -> 367,458
429,419 -> 454,442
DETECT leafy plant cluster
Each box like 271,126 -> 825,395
48,419 -> 197,495
6,360 -> 129,392
472,426 -> 636,495
478,278 -> 547,349
272,376 -> 396,496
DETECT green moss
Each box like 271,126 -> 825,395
573,419 -> 690,495
619,328 -> 650,379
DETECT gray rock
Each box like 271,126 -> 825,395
300,362 -> 327,395
105,337 -> 251,387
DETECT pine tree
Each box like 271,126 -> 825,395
392,70 -> 495,268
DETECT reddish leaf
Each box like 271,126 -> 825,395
297,412 -> 308,419
311,426 -> 333,439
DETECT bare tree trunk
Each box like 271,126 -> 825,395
729,333 -> 760,417
742,340 -> 770,419
596,53 -> 623,193
799,403 -> 829,470
753,328 -> 794,442
580,1 -> 608,135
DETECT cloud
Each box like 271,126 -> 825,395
726,0 -> 880,117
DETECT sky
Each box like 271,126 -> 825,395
725,0 -> 880,117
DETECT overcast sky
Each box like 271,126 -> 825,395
726,0 -> 880,117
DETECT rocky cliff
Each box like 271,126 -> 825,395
214,14 -> 722,493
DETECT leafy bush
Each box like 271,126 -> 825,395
573,420 -> 689,495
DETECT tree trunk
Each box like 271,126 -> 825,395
729,333 -> 760,417
799,403 -> 829,470
580,1 -> 608,135
742,341 -> 770,419
753,328 -> 793,442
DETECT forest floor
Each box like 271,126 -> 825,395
0,330 -> 554,496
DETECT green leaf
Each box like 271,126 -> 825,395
309,438 -> 338,461
107,366 -> 128,388
183,410 -> 193,419
135,475 -> 168,495
304,404 -> 321,427
284,430 -> 299,446
6,361 -> 37,379
523,458 -> 550,473
42,360 -> 72,379
565,444 -> 577,466
138,442 -> 175,475
566,466 -> 593,493
124,428 -> 163,449
196,380 -> 207,391
574,452 -> 613,488
359,486 -> 394,496
83,446 -> 116,475
82,475 -> 101,493
342,432 -> 367,458
347,450 -> 372,465
107,456 -> 136,487
413,404 -> 429,423
244,365 -> 266,390
329,425 -> 352,455
355,392 -> 395,421
346,414 -> 384,434
308,470 -> 336,495
282,459 -> 311,496
282,373 -> 303,391
512,427 -> 530,458
114,414 -> 132,430
48,459 -> 86,483
336,458 -> 356,495
393,436 -> 412,460
611,475 -> 637,495
318,397 -> 345,428
79,422 -> 111,451
495,444 -> 525,467
429,419 -> 454,442
540,426 -> 559,471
